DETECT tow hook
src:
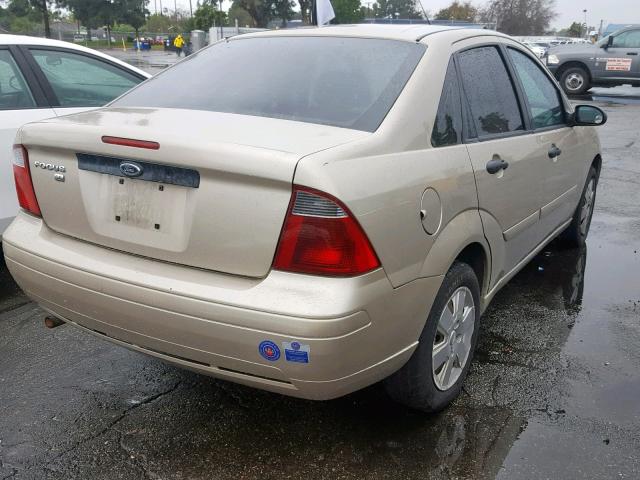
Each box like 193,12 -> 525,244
44,316 -> 65,329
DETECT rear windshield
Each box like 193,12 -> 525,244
113,36 -> 426,132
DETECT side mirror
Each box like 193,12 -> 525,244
604,35 -> 613,49
570,105 -> 607,126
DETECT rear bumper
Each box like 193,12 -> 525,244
3,212 -> 443,400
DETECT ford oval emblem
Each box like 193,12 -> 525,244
120,162 -> 143,177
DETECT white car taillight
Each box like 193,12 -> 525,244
12,144 -> 41,216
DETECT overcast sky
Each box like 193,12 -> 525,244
168,0 -> 639,29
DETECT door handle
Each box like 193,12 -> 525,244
548,144 -> 562,158
627,52 -> 638,56
486,158 -> 509,174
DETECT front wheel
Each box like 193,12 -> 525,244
384,261 -> 480,412
560,66 -> 591,95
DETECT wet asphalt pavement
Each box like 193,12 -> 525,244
1,55 -> 640,478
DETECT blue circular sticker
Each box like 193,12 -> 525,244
258,340 -> 280,361
290,341 -> 301,351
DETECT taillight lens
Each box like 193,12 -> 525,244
12,144 -> 41,216
273,186 -> 380,276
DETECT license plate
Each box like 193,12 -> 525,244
111,176 -> 180,231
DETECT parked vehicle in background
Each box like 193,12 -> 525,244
3,26 -> 607,412
0,34 -> 150,236
546,26 -> 640,95
72,34 -> 85,43
523,42 -> 546,58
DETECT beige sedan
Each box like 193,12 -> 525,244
2,25 -> 606,412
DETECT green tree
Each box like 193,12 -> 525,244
193,1 -> 226,29
231,0 -> 272,28
566,21 -> 582,37
373,0 -> 422,19
332,0 -> 364,24
228,4 -> 254,27
144,12 -> 172,31
297,0 -> 311,24
434,1 -> 477,22
58,0 -> 104,39
120,0 -> 149,40
29,0 -> 51,37
273,0 -> 295,27
480,0 -> 556,35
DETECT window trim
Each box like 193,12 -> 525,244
0,45 -> 50,111
453,43 -> 532,143
610,29 -> 640,49
430,57 -> 464,148
503,45 -> 569,133
19,45 -> 147,108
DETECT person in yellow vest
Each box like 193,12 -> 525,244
173,34 -> 185,57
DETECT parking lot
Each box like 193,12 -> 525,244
1,49 -> 639,478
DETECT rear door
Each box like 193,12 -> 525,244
457,45 -> 545,276
19,46 -> 145,117
505,46 -> 585,235
0,46 -> 55,234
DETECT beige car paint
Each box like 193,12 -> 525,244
2,25 -> 602,400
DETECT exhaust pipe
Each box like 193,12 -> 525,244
44,316 -> 65,329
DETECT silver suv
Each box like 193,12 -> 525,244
3,25 -> 607,412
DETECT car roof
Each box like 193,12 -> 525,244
237,24 -> 507,43
0,34 -> 150,78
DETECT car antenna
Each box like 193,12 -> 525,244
418,0 -> 431,25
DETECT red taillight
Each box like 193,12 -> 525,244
12,145 -> 41,216
273,186 -> 380,276
101,136 -> 160,150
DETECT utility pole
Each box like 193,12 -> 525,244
598,19 -> 604,40
189,0 -> 193,17
583,9 -> 588,39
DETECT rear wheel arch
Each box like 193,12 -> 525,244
419,210 -> 491,287
454,242 -> 489,297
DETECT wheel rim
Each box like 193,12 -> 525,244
432,286 -> 476,391
565,73 -> 584,92
579,178 -> 595,236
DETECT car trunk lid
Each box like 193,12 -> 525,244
20,107 -> 368,277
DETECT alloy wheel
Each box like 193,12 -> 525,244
432,286 -> 475,391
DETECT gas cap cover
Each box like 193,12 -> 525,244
420,187 -> 442,235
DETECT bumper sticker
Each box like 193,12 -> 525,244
283,341 -> 310,363
258,340 -> 280,361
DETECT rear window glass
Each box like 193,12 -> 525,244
113,36 -> 426,132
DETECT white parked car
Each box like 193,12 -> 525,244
0,35 -> 150,236
523,42 -> 546,58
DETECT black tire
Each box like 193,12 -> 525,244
559,66 -> 591,96
560,166 -> 598,248
384,261 -> 481,412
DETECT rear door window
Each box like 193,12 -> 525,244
431,59 -> 463,147
507,48 -> 565,129
0,49 -> 36,109
30,49 -> 141,107
457,46 -> 524,137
